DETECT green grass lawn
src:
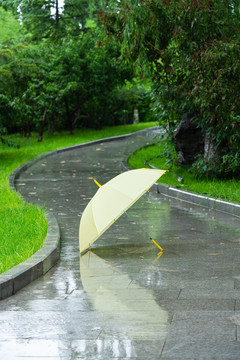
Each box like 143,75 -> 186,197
128,142 -> 240,204
0,122 -> 156,274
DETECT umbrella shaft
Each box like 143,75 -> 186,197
124,211 -> 163,252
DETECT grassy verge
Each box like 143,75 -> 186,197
128,142 -> 240,204
0,122 -> 156,274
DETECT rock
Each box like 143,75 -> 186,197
174,113 -> 204,165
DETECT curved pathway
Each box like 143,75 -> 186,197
1,129 -> 240,359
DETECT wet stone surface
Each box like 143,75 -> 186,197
1,129 -> 240,359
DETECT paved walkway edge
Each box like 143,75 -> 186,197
157,183 -> 240,218
0,211 -> 60,300
122,160 -> 240,218
0,128 -> 157,300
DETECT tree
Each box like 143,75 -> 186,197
0,2 -> 136,139
3,0 -> 92,39
51,29 -> 134,132
102,0 -> 240,178
0,6 -> 24,46
0,7 -> 25,134
63,0 -> 89,35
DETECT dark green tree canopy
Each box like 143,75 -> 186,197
101,0 -> 240,177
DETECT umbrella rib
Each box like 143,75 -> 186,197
88,183 -> 157,249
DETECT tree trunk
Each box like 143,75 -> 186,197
73,106 -> 81,128
55,0 -> 59,28
204,133 -> 219,161
65,97 -> 74,135
23,118 -> 31,138
48,113 -> 55,135
38,107 -> 48,142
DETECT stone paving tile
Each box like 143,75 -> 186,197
179,288 -> 240,300
160,298 -> 235,312
165,311 -> 236,342
234,300 -> 240,311
0,297 -> 93,312
0,311 -> 104,340
14,358 -> 60,360
0,339 -> 70,358
72,358 -> 163,360
129,274 -> 234,290
234,279 -> 240,289
71,339 -> 165,358
161,341 -> 240,359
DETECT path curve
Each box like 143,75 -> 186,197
1,128 -> 240,359
0,128 -> 158,299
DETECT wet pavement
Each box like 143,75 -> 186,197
1,129 -> 240,359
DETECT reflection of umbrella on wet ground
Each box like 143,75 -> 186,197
79,168 -> 166,254
80,250 -> 169,340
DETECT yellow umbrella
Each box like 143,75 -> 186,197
79,168 -> 166,254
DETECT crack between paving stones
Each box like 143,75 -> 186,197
97,329 -> 103,339
160,340 -> 166,358
177,288 -> 182,299
127,280 -> 134,288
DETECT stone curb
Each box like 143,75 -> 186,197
157,183 -> 240,218
122,160 -> 240,218
0,211 -> 60,300
0,127 -> 158,300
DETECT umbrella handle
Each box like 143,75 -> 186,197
151,239 -> 163,252
94,179 -> 102,188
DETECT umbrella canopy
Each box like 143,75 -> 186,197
79,168 -> 166,254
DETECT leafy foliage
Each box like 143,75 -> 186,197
0,2 -> 147,141
0,7 -> 23,46
128,141 -> 240,203
102,0 -> 240,178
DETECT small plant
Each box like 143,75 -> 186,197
191,153 -> 240,179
